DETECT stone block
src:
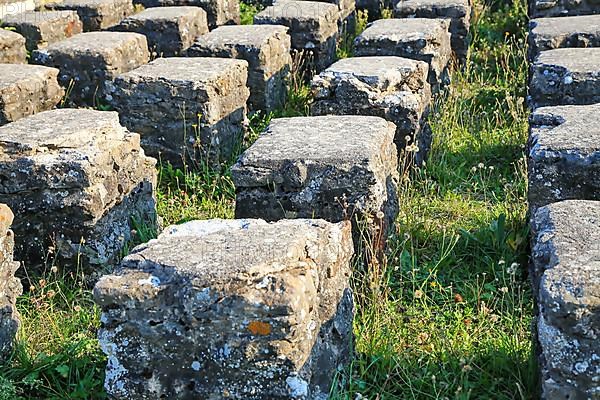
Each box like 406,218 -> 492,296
112,6 -> 208,56
94,218 -> 354,399
530,200 -> 600,399
254,0 -> 339,72
106,57 -> 249,167
528,15 -> 600,60
393,0 -> 471,61
0,108 -> 157,272
0,204 -> 21,362
31,31 -> 150,107
134,0 -> 240,28
187,25 -> 291,112
530,47 -> 600,107
311,56 -> 432,164
231,115 -> 399,253
0,0 -> 35,19
528,104 -> 600,211
354,18 -> 452,90
0,64 -> 64,126
530,0 -> 600,18
46,0 -> 134,31
1,11 -> 83,51
0,29 -> 27,64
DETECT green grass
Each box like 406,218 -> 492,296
0,0 -> 534,398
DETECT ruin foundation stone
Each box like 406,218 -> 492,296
530,0 -> 600,18
528,14 -> 600,60
0,204 -> 21,362
530,47 -> 600,108
106,57 -> 249,168
530,200 -> 600,399
0,108 -> 157,272
31,31 -> 149,107
133,0 -> 240,28
354,18 -> 452,90
231,115 -> 399,253
0,64 -> 63,126
1,11 -> 83,51
94,218 -> 354,399
112,7 -> 208,57
393,0 -> 471,61
45,0 -> 134,31
528,104 -> 600,211
0,29 -> 27,64
311,56 -> 432,164
254,0 -> 339,72
187,24 -> 291,112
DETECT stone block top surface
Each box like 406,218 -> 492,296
96,218 -> 352,288
318,56 -> 429,90
356,18 -> 450,42
0,63 -> 59,87
190,24 -> 289,47
125,5 -> 204,20
530,104 -> 600,154
0,108 -> 127,157
394,0 -> 470,16
35,31 -> 146,56
115,57 -> 248,84
233,115 -> 395,177
535,47 -> 600,71
254,0 -> 339,24
530,15 -> 600,52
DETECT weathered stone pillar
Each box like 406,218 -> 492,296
0,204 -> 21,361
354,18 -> 452,90
0,108 -> 157,274
530,200 -> 600,399
94,218 -> 354,399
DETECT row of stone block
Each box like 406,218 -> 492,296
1,0 -> 239,31
526,8 -> 600,400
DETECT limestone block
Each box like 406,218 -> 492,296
1,11 -> 83,51
0,63 -> 64,125
106,57 -> 249,167
0,204 -> 21,362
187,24 -> 291,112
0,29 -> 27,64
94,218 -> 354,399
354,18 -> 452,90
529,15 -> 600,59
254,0 -> 339,72
528,104 -> 600,211
393,0 -> 471,61
31,31 -> 150,107
530,47 -> 600,107
311,56 -> 432,164
46,0 -> 134,31
133,0 -> 240,28
0,109 -> 157,272
530,200 -> 600,399
112,6 -> 208,56
231,115 -> 400,251
530,0 -> 600,18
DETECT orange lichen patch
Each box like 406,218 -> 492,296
247,321 -> 271,336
